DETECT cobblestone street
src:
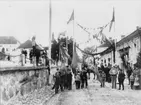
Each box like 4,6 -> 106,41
43,74 -> 141,105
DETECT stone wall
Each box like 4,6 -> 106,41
0,66 -> 49,105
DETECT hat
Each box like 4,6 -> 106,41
113,63 -> 118,67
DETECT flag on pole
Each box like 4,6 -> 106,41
67,10 -> 74,24
71,43 -> 81,68
109,7 -> 115,32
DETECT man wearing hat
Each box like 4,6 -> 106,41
109,64 -> 119,89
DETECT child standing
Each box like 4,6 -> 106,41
75,72 -> 81,89
130,73 -> 135,89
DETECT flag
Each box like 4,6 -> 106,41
67,10 -> 74,24
109,7 -> 115,32
71,43 -> 81,68
100,32 -> 112,47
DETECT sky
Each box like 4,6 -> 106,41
0,0 -> 141,49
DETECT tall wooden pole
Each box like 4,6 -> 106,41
49,0 -> 52,66
66,36 -> 68,65
72,10 -> 75,69
73,10 -> 75,55
113,7 -> 116,64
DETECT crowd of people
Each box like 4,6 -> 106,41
51,63 -> 140,94
52,65 -> 90,94
52,66 -> 72,93
97,63 -> 140,90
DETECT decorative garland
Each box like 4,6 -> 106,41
76,22 -> 110,45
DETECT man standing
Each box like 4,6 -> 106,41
118,69 -> 125,90
81,67 -> 88,88
24,49 -> 27,64
67,66 -> 72,90
127,65 -> 132,85
101,71 -> 106,87
52,71 -> 61,94
32,36 -> 36,66
109,65 -> 118,89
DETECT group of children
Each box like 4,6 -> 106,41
52,66 -> 90,94
74,67 -> 89,89
52,66 -> 72,94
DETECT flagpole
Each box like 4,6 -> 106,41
66,36 -> 68,65
114,7 -> 116,64
73,10 -> 75,51
49,0 -> 52,67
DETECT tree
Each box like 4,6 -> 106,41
135,51 -> 141,69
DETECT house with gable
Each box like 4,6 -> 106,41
0,36 -> 20,54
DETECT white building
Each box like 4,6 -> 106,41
99,28 -> 141,69
116,28 -> 141,69
0,36 -> 20,54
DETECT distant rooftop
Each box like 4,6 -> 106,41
0,36 -> 20,44
116,28 -> 141,46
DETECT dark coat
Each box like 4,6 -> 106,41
67,72 -> 72,82
118,72 -> 125,80
80,70 -> 88,80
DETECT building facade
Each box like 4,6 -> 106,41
116,28 -> 141,69
99,28 -> 141,69
0,36 -> 20,54
100,47 -> 113,67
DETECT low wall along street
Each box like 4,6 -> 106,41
0,66 -> 49,105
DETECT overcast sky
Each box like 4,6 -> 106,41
0,0 -> 141,48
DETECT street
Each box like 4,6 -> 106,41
5,67 -> 141,105
43,73 -> 141,105
1,1 -> 141,105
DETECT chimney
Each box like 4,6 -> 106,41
121,35 -> 125,39
136,26 -> 141,30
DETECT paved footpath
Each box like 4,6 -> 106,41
43,74 -> 141,105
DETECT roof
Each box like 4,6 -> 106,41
18,40 -> 32,49
100,45 -> 113,56
0,36 -> 19,44
116,28 -> 141,46
18,40 -> 44,50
